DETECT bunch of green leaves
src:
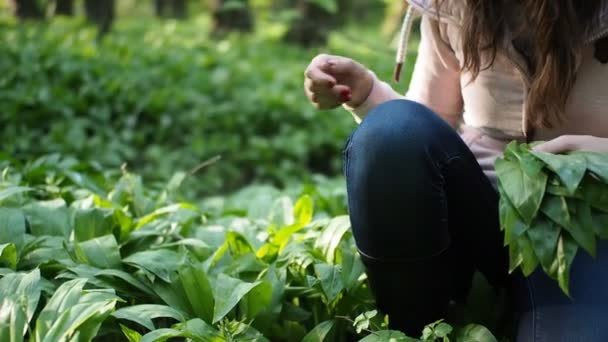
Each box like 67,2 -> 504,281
496,142 -> 608,295
0,154 -> 497,341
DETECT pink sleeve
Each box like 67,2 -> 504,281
344,16 -> 463,127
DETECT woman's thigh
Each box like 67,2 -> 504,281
515,239 -> 608,342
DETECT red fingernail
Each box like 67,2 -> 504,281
341,90 -> 351,102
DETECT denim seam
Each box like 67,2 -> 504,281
526,275 -> 538,342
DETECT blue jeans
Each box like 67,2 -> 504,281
343,99 -> 608,341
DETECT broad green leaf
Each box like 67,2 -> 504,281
517,234 -> 538,276
0,269 -> 42,338
95,269 -> 155,296
526,216 -> 560,278
153,276 -> 193,316
240,280 -> 272,319
555,233 -> 579,296
498,186 -> 529,245
541,196 -> 573,230
73,207 -> 115,242
294,195 -> 313,225
577,176 -> 608,213
112,305 -> 186,331
0,208 -> 26,252
568,200 -> 597,257
314,264 -> 343,303
212,274 -> 260,323
123,249 -> 182,282
302,320 -> 334,342
76,234 -> 122,269
359,330 -> 416,342
23,199 -> 72,238
267,197 -> 294,228
120,323 -> 142,342
0,186 -> 31,203
18,236 -> 70,269
353,310 -> 377,334
530,151 -> 586,194
140,328 -> 182,342
454,323 -> 498,342
508,238 -> 523,273
0,296 -> 27,342
225,231 -> 255,256
341,246 -> 365,291
0,244 -> 17,270
542,197 -> 595,257
577,151 -> 608,183
591,209 -> 608,239
135,203 -> 196,229
496,158 -> 547,225
178,264 -> 214,323
314,215 -> 350,263
34,278 -> 88,338
35,283 -> 119,341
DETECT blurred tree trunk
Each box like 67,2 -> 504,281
155,0 -> 188,19
13,0 -> 44,19
211,0 -> 253,34
283,0 -> 337,47
85,0 -> 115,37
55,0 -> 74,16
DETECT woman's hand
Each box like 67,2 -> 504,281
533,135 -> 608,153
304,54 -> 374,110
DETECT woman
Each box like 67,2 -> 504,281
304,0 -> 608,340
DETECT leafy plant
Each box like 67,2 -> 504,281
496,142 -> 608,295
0,154 -> 498,341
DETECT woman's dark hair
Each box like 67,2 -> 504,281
437,0 -> 601,128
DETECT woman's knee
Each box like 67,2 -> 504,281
344,99 -> 449,178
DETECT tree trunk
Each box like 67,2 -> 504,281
212,0 -> 253,34
283,0 -> 335,47
156,0 -> 187,19
85,0 -> 115,37
13,0 -> 44,19
55,0 -> 74,16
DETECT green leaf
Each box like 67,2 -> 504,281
0,208 -> 26,252
140,328 -> 182,342
555,233 -> 579,296
123,249 -> 182,282
23,199 -> 72,238
212,274 -> 260,323
76,234 -> 122,269
120,323 -> 142,342
0,244 -> 17,270
526,216 -> 560,278
0,186 -> 32,203
517,233 -> 539,276
577,151 -> 608,183
73,207 -> 115,242
314,215 -> 350,263
314,264 -> 343,303
496,157 -> 547,225
0,296 -> 28,342
530,151 -> 587,194
112,305 -> 186,331
340,246 -> 365,291
577,176 -> 608,213
302,320 -> 334,342
353,310 -> 376,334
359,330 -> 416,342
95,269 -> 156,297
34,281 -> 119,341
153,276 -> 193,316
241,280 -> 272,319
454,323 -> 498,342
177,264 -> 214,324
0,269 -> 42,338
498,185 -> 529,245
591,209 -> 608,239
294,195 -> 314,225
568,200 -> 597,257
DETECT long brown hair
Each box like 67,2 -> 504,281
438,0 -> 601,128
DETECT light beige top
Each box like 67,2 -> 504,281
345,0 -> 608,184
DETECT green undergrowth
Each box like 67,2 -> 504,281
0,154 -> 498,341
0,16 -> 410,197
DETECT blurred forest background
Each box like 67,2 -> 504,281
0,0 -> 418,199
